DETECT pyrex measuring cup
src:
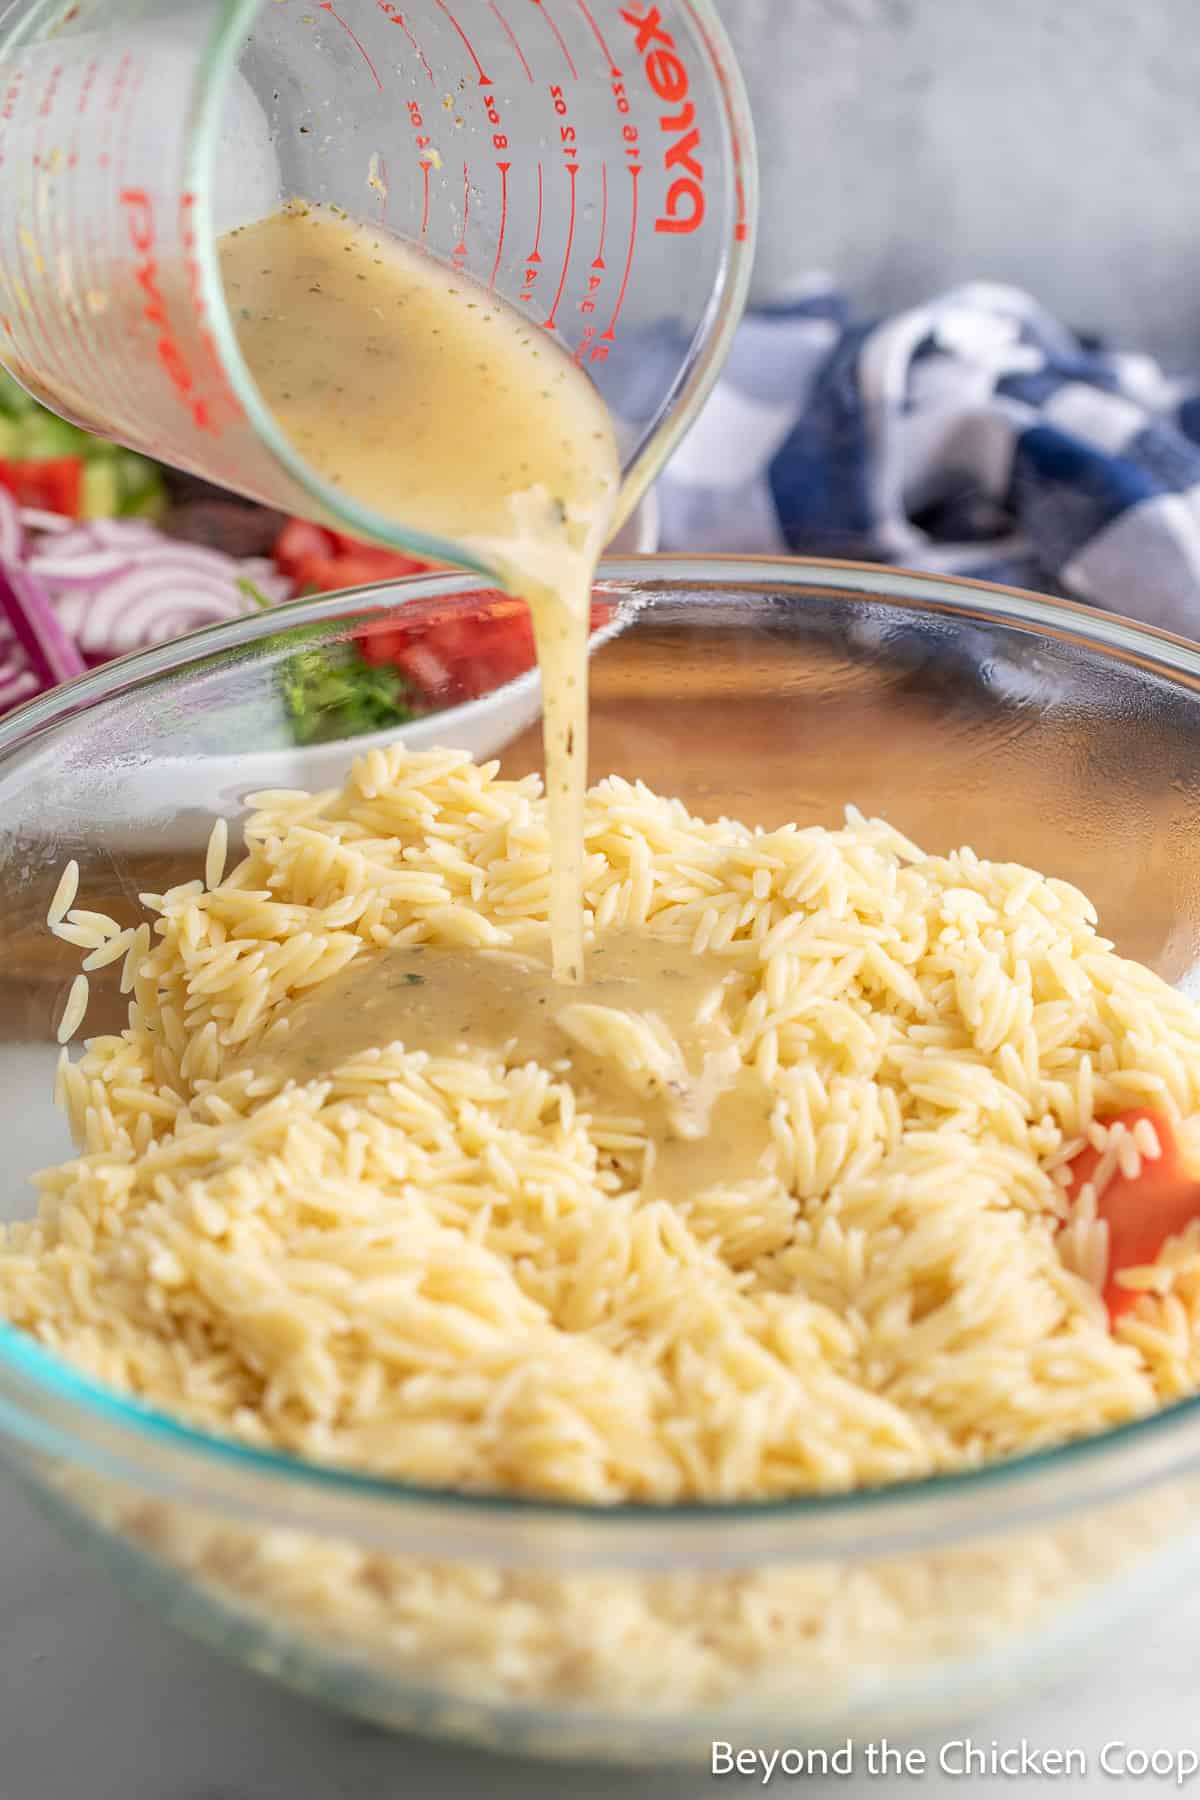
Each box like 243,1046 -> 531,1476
0,0 -> 755,564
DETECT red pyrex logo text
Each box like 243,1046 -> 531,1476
619,3 -> 704,235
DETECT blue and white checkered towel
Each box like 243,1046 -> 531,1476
658,281 -> 1200,645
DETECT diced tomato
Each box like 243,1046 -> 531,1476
357,601 -> 537,701
391,641 -> 454,696
311,549 -> 430,592
273,517 -> 334,580
326,531 -> 439,573
272,518 -> 434,595
274,516 -> 621,706
1064,1107 -> 1200,1321
0,456 -> 83,518
357,596 -> 620,705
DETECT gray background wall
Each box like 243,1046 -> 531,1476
724,0 -> 1200,357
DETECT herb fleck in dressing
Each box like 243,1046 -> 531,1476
252,936 -> 775,1202
219,202 -> 620,983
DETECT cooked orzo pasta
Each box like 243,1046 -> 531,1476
7,742 -> 1200,1502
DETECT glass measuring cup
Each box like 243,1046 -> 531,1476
0,0 -> 756,565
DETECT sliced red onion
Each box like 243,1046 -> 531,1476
0,624 -> 39,709
0,560 -> 86,686
28,547 -> 143,585
84,518 -> 170,548
69,563 -> 254,653
0,506 -> 297,712
43,543 -> 277,644
38,538 -> 240,569
37,534 -> 230,570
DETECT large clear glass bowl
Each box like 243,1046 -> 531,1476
3,556 -> 1200,1764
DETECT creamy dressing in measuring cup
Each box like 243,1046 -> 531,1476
0,0 -> 755,978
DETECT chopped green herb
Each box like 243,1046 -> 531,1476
279,642 -> 419,746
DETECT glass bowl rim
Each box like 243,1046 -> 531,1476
6,551 -> 1200,1556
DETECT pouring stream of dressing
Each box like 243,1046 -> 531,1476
219,202 -> 620,982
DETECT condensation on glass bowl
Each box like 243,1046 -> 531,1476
6,555 -> 1200,1762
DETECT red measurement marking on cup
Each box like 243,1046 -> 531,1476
564,18 -> 644,359
76,57 -> 98,116
1,69 -> 24,127
407,96 -> 431,143
480,81 -> 507,148
597,90 -> 644,351
406,96 -> 436,236
549,81 -> 577,151
574,0 -> 620,75
519,161 -> 544,300
0,68 -> 22,168
106,50 -> 132,115
67,54 -> 99,169
573,162 -> 608,363
318,2 -> 384,91
530,0 -> 579,79
593,161 -> 608,268
435,0 -> 492,85
95,62 -> 112,166
490,161 -> 510,288
542,162 -> 578,332
116,53 -> 144,160
488,0 -> 533,81
120,188 -> 227,438
452,162 -> 470,267
94,45 -> 133,193
478,73 -> 511,283
598,160 -> 639,353
180,190 -> 244,432
36,64 -> 63,122
378,6 -> 436,83
87,51 -> 114,179
546,79 -> 580,324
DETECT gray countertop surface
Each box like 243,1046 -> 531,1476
5,1475 -> 1200,1800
